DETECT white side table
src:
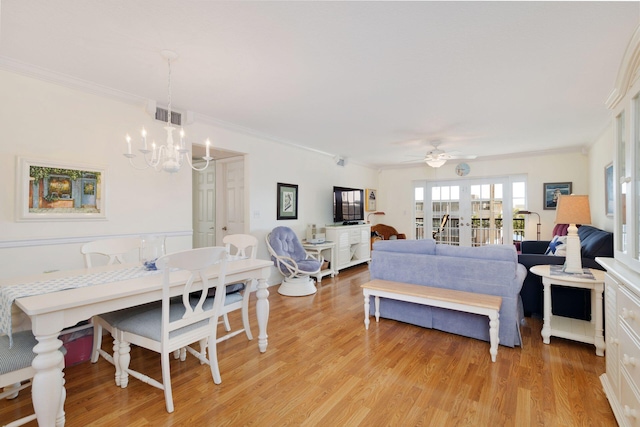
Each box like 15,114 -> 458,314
530,264 -> 605,356
302,241 -> 336,282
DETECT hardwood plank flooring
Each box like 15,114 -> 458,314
1,265 -> 616,426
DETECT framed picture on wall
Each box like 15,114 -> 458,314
543,182 -> 572,210
366,189 -> 377,211
277,182 -> 298,220
605,162 -> 613,217
16,156 -> 107,221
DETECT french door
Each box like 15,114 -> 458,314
421,177 -> 514,247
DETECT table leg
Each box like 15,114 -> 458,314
594,283 -> 605,356
542,280 -> 551,344
256,278 -> 269,353
363,291 -> 370,330
374,296 -> 380,322
489,311 -> 500,363
32,332 -> 66,427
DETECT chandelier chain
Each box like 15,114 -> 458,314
167,57 -> 172,125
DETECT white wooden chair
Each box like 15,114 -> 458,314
80,237 -> 142,369
112,247 -> 228,413
218,234 -> 258,342
0,331 -> 64,427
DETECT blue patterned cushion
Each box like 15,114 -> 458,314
116,293 -> 244,342
0,330 -> 37,375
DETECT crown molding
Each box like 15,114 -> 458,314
0,55 -> 146,106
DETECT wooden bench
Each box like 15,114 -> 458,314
361,279 -> 503,362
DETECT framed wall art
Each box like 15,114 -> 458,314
543,182 -> 572,210
16,156 -> 107,221
365,189 -> 377,211
277,182 -> 298,220
605,162 -> 613,217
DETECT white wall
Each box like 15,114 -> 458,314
376,150 -> 590,241
0,70 -> 378,279
588,122 -> 615,232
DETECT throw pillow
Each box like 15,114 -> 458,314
545,235 -> 567,256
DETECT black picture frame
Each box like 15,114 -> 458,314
277,183 -> 298,220
543,182 -> 572,210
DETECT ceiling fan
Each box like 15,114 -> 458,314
423,141 -> 477,168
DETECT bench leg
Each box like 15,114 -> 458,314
363,291 -> 370,330
489,311 -> 500,363
374,296 -> 380,322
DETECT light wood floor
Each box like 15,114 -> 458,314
1,264 -> 616,426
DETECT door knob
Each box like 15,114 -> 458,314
222,226 -> 228,231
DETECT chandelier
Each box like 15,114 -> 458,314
124,50 -> 212,173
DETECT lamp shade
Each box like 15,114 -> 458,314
555,195 -> 591,225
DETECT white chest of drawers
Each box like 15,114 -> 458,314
597,257 -> 640,426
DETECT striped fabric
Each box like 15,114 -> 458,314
0,266 -> 161,346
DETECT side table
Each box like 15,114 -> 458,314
530,264 -> 605,356
302,241 -> 336,282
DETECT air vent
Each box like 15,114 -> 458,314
155,107 -> 182,126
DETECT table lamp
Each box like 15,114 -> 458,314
367,211 -> 385,224
554,195 -> 591,273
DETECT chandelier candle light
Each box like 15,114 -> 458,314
124,50 -> 212,173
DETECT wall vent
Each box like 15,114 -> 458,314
155,107 -> 182,126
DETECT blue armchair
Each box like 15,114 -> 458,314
266,226 -> 323,296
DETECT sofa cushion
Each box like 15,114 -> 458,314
578,225 -> 614,258
373,239 -> 436,254
545,235 -> 567,256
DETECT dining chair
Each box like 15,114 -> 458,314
219,234 -> 258,342
112,246 -> 228,413
0,330 -> 64,427
80,237 -> 143,369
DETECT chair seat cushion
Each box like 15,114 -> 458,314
277,259 -> 321,275
116,292 -> 244,342
0,330 -> 37,375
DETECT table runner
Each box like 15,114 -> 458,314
0,266 -> 161,346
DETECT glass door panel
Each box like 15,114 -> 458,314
431,185 -> 460,245
617,111 -> 628,254
470,183 -> 504,247
427,178 -> 509,247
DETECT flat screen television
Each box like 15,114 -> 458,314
333,186 -> 364,224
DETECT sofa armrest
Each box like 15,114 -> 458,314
520,240 -> 550,255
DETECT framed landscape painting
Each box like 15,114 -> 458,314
16,157 -> 107,221
277,182 -> 298,220
543,182 -> 572,210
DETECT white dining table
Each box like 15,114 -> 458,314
5,257 -> 272,427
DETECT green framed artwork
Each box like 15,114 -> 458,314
16,156 -> 107,221
277,182 -> 298,220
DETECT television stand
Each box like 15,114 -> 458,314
325,224 -> 371,273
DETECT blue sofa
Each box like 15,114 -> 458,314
369,239 -> 526,347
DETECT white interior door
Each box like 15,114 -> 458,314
216,158 -> 245,245
192,164 -> 216,248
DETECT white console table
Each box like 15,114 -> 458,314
325,224 -> 371,272
302,241 -> 336,282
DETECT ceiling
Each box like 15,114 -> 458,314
1,1 -> 638,168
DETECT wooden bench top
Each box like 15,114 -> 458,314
361,279 -> 502,311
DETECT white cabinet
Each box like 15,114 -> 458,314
597,257 -> 640,427
325,224 -> 371,271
